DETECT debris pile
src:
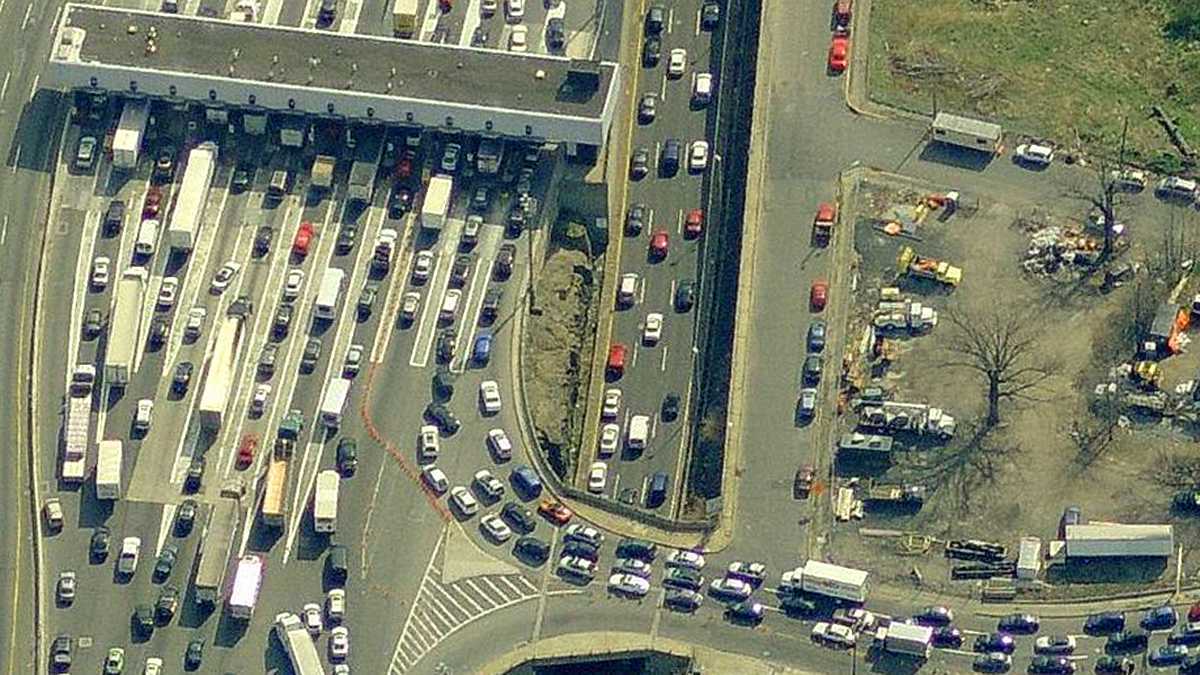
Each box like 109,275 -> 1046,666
1021,224 -> 1105,277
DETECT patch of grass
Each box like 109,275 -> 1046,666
868,0 -> 1200,162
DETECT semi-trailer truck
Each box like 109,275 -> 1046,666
274,612 -> 326,675
197,315 -> 245,431
112,99 -> 150,170
193,499 -> 239,607
104,268 -> 148,388
167,142 -> 218,253
319,377 -> 352,429
310,154 -> 335,192
347,126 -> 384,204
261,457 -> 289,527
421,175 -> 453,231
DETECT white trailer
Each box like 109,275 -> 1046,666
313,470 -> 340,534
878,622 -> 933,659
198,315 -> 244,431
62,365 -> 95,482
929,112 -> 1003,155
105,268 -> 148,388
421,175 -> 453,231
112,99 -> 150,170
95,440 -> 123,499
319,377 -> 352,429
1065,524 -> 1173,558
194,499 -> 239,607
274,612 -> 326,675
1017,536 -> 1042,581
167,142 -> 218,253
226,554 -> 265,620
780,560 -> 870,604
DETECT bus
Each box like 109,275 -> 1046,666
314,268 -> 345,321
261,457 -> 289,528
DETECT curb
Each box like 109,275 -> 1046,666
842,0 -> 929,124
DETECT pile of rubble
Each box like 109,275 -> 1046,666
1022,225 -> 1104,277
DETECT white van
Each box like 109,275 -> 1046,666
134,398 -> 154,431
314,268 -> 346,320
692,72 -> 714,105
135,219 -> 159,257
627,414 -> 650,450
440,289 -> 462,322
618,273 -> 638,306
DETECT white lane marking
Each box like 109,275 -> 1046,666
66,210 -> 100,392
694,5 -> 700,36
27,73 -> 38,100
155,503 -> 177,556
660,72 -> 666,99
262,0 -> 284,24
419,0 -> 441,41
300,0 -> 321,28
338,0 -> 362,32
459,0 -> 482,46
1,215 -> 7,245
660,344 -> 668,372
358,455 -> 388,580
10,146 -> 18,173
21,2 -> 33,30
0,72 -> 10,101
675,208 -> 683,235
666,6 -> 673,34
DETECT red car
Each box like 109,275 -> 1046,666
649,230 -> 669,259
684,209 -> 704,238
293,221 -> 315,257
828,36 -> 849,73
1190,601 -> 1200,623
810,279 -> 829,311
143,187 -> 163,218
794,464 -> 815,499
538,499 -> 573,525
813,202 -> 836,241
607,343 -> 627,378
236,433 -> 258,468
395,155 -> 413,180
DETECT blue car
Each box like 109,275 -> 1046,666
1141,605 -> 1178,631
1149,643 -> 1188,667
473,333 -> 493,364
511,465 -> 542,499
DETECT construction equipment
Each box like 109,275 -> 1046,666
897,246 -> 962,287
1133,361 -> 1162,391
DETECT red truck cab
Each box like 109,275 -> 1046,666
293,221 -> 314,257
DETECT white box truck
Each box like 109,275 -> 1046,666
198,315 -> 245,431
62,365 -> 95,482
313,470 -> 340,534
105,268 -> 148,388
310,154 -> 335,192
319,377 -> 352,429
877,622 -> 933,659
274,612 -> 326,675
95,439 -> 123,500
167,142 -> 218,253
226,554 -> 265,620
112,99 -> 150,170
779,560 -> 870,604
421,175 -> 453,231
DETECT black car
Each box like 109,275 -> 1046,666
501,502 -> 537,534
997,613 -> 1038,634
253,225 -> 273,256
154,544 -> 179,580
932,626 -> 963,648
148,316 -> 169,349
496,244 -> 516,279
914,605 -> 954,626
388,187 -> 413,218
258,343 -> 278,378
1086,612 -> 1125,635
661,393 -> 680,421
336,438 -> 358,475
726,601 -> 764,624
514,536 -> 550,565
700,1 -> 720,30
1106,629 -> 1148,654
153,146 -> 175,182
561,540 -> 600,561
661,139 -> 681,176
547,17 -> 565,48
675,280 -> 696,312
229,295 -> 254,318
231,164 -> 252,193
175,499 -> 197,536
471,187 -> 490,212
645,4 -> 665,33
336,223 -> 359,253
1141,605 -> 1178,631
626,203 -> 647,235
507,205 -> 527,234
326,544 -> 349,584
436,329 -> 458,363
616,538 -> 657,561
433,367 -> 457,401
663,568 -> 703,591
425,403 -> 461,435
51,634 -> 72,670
1028,656 -> 1074,674
471,26 -> 489,47
802,354 -> 823,384
481,288 -> 503,323
171,361 -> 193,394
778,594 -> 817,616
185,456 -> 205,492
972,652 -> 1011,673
807,320 -> 827,352
1182,653 -> 1200,675
358,283 -> 379,318
664,589 -> 703,613
1094,656 -> 1135,674
185,637 -> 205,669
273,303 -> 294,337
83,309 -> 104,339
1171,622 -> 1200,645
316,0 -> 336,22
104,200 -> 125,236
156,585 -> 180,622
90,526 -> 111,561
451,254 -> 474,287
301,338 -> 322,372
973,632 -> 1015,654
630,146 -> 650,179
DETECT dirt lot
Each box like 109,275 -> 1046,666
823,170 -> 1200,597
868,0 -> 1200,165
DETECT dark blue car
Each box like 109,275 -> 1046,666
973,632 -> 1015,654
473,333 -> 493,364
1141,605 -> 1178,631
511,465 -> 542,499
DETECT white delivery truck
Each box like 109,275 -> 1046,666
112,99 -> 150,170
105,268 -> 147,388
95,440 -> 123,500
319,377 -> 352,429
313,470 -> 340,534
61,365 -> 95,482
877,622 -> 933,659
779,560 -> 870,604
167,142 -> 218,254
314,268 -> 345,321
421,175 -> 453,232
226,554 -> 265,620
274,612 -> 326,675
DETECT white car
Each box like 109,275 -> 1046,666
343,344 -> 364,377
412,251 -> 435,282
487,428 -> 513,460
509,25 -> 529,52
302,602 -> 323,634
666,549 -> 706,571
481,0 -> 497,14
326,588 -> 346,623
56,571 -> 77,603
473,469 -> 506,501
284,269 -> 305,299
401,291 -> 421,320
726,561 -> 767,583
587,461 -> 608,493
692,72 -> 714,104
643,313 -> 664,345
613,557 -> 652,578
481,513 -> 513,543
689,141 -> 710,172
184,306 -> 207,339
329,626 -> 349,660
210,261 -> 242,293
608,573 -> 650,597
668,48 -> 687,77
450,486 -> 479,517
480,380 -> 502,414
144,657 -> 164,675
421,466 -> 449,494
91,256 -> 111,288
250,384 -> 271,416
118,536 -> 141,575
1015,143 -> 1054,166
557,555 -> 596,579
708,577 -> 752,600
1034,634 -> 1076,655
506,0 -> 524,19
133,398 -> 154,431
419,425 -> 440,461
440,288 -> 462,321
602,389 -> 622,419
440,143 -> 461,173
598,423 -> 620,457
157,277 -> 179,308
564,523 -> 604,547
812,621 -> 856,647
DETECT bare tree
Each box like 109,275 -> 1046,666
943,305 -> 1060,427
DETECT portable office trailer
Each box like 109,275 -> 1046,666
929,112 -> 1003,155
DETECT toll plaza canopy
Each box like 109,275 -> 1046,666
47,4 -> 620,147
